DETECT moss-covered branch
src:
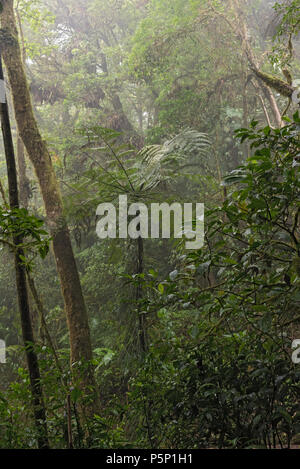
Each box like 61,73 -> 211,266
252,68 -> 294,98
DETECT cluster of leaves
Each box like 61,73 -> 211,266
184,113 -> 300,332
0,207 -> 50,263
0,342 -> 132,449
64,124 -> 211,228
128,329 -> 300,448
269,0 -> 300,67
273,0 -> 300,40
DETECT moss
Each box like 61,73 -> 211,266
253,69 -> 294,98
0,28 -> 16,46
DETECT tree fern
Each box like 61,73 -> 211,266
133,128 -> 212,191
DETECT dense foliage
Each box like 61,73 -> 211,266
0,0 -> 299,449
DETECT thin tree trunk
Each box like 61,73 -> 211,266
0,53 -> 49,449
259,80 -> 283,128
0,0 -> 98,425
136,234 -> 147,354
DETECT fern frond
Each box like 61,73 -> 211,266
135,128 -> 212,190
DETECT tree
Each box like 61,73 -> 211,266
0,54 -> 49,448
0,0 -> 98,427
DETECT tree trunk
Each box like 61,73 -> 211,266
0,0 -> 98,424
0,53 -> 49,449
15,6 -> 30,209
17,134 -> 30,208
136,234 -> 147,355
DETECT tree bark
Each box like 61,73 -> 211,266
0,0 -> 98,424
17,134 -> 30,208
15,6 -> 30,209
